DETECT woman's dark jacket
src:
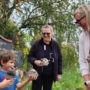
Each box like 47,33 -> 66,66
28,38 -> 62,81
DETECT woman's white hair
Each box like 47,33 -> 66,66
41,25 -> 54,33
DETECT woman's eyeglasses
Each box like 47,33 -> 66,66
42,33 -> 50,36
75,15 -> 85,24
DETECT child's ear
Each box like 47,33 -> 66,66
1,60 -> 4,66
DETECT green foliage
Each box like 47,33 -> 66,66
0,0 -> 89,89
52,69 -> 85,90
0,19 -> 18,39
20,69 -> 85,90
20,41 -> 85,90
62,44 -> 78,69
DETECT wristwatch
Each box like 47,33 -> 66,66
84,80 -> 90,86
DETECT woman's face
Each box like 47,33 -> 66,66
74,13 -> 87,31
41,28 -> 53,44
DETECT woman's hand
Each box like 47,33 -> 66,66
83,74 -> 90,89
57,74 -> 62,81
34,60 -> 43,66
83,74 -> 90,81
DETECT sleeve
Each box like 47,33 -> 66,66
28,42 -> 37,65
15,75 -> 19,86
79,33 -> 89,76
57,43 -> 62,75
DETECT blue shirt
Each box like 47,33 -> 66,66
0,70 -> 19,90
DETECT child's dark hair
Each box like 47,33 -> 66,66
0,49 -> 16,66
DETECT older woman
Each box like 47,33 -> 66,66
28,25 -> 62,90
74,4 -> 90,90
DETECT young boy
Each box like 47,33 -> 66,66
0,49 -> 37,90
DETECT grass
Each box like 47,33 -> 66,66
52,69 -> 85,90
21,69 -> 85,90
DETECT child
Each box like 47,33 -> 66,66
0,49 -> 37,90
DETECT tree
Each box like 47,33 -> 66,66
0,0 -> 89,69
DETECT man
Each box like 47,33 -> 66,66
28,25 -> 62,90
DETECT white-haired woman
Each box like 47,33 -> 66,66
28,25 -> 62,90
